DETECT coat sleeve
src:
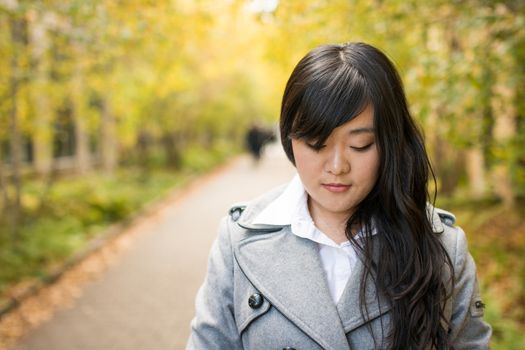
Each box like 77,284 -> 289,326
186,216 -> 243,350
448,227 -> 492,349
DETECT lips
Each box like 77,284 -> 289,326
322,183 -> 351,193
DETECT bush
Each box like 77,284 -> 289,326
0,145 -> 239,303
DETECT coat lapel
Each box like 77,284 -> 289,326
234,226 -> 351,350
336,208 -> 447,335
335,248 -> 391,335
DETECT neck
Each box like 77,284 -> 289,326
308,199 -> 351,244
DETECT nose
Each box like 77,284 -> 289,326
325,146 -> 350,175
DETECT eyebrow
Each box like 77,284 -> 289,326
349,127 -> 375,135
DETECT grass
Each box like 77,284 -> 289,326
0,142 -> 238,308
437,196 -> 525,350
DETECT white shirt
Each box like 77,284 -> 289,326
253,175 -> 373,303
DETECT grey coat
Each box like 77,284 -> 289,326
187,186 -> 492,349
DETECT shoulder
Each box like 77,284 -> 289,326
429,206 -> 470,265
228,183 -> 288,228
218,184 -> 289,243
433,207 -> 457,227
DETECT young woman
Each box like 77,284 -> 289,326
187,42 -> 491,349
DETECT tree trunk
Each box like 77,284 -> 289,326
491,80 -> 515,206
100,98 -> 117,173
465,147 -> 486,199
162,132 -> 182,169
72,55 -> 91,174
30,10 -> 53,177
0,153 -> 9,216
435,135 -> 462,195
7,15 -> 25,236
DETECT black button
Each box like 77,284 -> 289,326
230,208 -> 241,221
248,293 -> 264,309
475,300 -> 485,309
283,347 -> 296,350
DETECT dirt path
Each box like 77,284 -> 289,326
9,144 -> 295,350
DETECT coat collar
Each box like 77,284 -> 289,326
336,238 -> 391,334
234,185 -> 351,349
234,230 -> 392,345
233,184 -> 448,347
238,181 -> 446,235
233,226 -> 350,350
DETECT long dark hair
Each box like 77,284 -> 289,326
280,42 -> 454,349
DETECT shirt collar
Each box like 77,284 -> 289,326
252,175 -> 348,247
252,174 -> 304,226
252,174 -> 377,247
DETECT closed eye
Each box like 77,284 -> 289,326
306,142 -> 326,152
351,143 -> 373,152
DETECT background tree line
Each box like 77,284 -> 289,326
0,0 -> 275,232
267,0 -> 525,204
1,0 -> 523,233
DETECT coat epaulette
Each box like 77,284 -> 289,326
228,203 -> 247,222
435,208 -> 456,227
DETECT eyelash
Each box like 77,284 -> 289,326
306,143 -> 373,152
351,144 -> 373,152
305,143 -> 326,152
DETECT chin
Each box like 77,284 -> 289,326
327,205 -> 355,215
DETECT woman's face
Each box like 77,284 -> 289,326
291,104 -> 379,221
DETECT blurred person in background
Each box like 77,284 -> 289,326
245,123 -> 275,163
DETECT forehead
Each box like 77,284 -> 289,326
329,104 -> 375,136
349,104 -> 374,127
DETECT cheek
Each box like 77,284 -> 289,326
294,152 -> 317,181
292,142 -> 316,170
358,152 -> 380,183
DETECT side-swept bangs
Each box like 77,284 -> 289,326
291,67 -> 370,145
280,45 -> 371,163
